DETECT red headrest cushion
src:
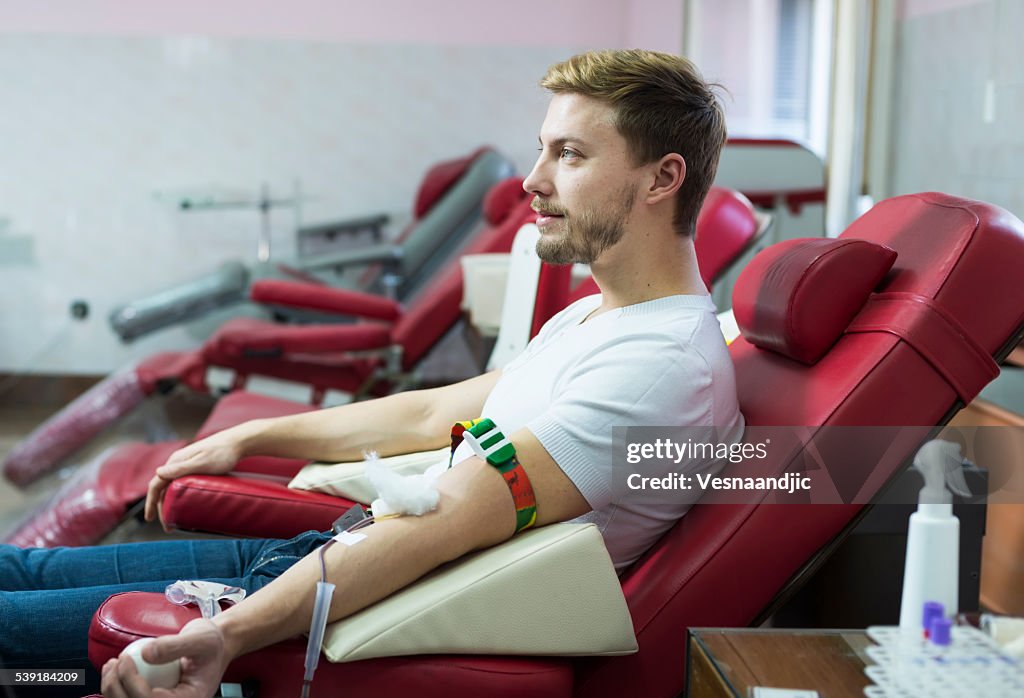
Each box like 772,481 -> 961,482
733,238 -> 897,364
413,147 -> 489,219
483,177 -> 527,225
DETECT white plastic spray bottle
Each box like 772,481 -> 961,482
898,439 -> 973,635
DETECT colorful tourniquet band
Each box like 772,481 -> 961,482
450,418 -> 537,533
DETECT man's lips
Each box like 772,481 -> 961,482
533,210 -> 565,227
531,199 -> 566,227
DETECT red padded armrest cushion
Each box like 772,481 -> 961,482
251,279 -> 402,322
206,318 -> 393,358
90,593 -> 574,697
89,592 -> 311,688
162,475 -> 355,538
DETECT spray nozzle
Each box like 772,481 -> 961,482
165,580 -> 247,619
912,440 -> 973,505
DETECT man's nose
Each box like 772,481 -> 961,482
523,156 -> 552,197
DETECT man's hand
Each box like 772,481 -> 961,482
100,619 -> 232,698
144,429 -> 247,526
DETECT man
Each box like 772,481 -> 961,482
3,49 -> 743,696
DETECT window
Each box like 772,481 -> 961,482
685,0 -> 831,155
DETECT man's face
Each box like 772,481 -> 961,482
523,94 -> 642,265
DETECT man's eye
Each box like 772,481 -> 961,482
560,148 -> 579,160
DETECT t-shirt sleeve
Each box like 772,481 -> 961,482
526,333 -> 714,510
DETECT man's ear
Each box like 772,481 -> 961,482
645,154 -> 686,205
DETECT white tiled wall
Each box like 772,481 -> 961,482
0,36 -> 573,373
889,0 -> 1024,219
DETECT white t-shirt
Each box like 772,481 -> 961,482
452,293 -> 744,570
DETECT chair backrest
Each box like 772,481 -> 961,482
693,187 -> 769,289
574,193 -> 1024,698
344,147 -> 515,298
391,177 -> 537,370
388,148 -> 516,299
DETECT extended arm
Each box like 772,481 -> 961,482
213,370 -> 503,462
105,429 -> 592,697
144,370 -> 502,522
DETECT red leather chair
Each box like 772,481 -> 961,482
2,178 -> 540,547
2,175 -> 531,489
88,193 -> 1024,696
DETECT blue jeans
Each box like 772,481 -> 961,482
0,530 -> 332,667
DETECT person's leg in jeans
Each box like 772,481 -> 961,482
0,530 -> 332,666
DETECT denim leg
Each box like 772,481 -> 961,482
0,575 -> 253,665
0,539 -> 266,591
0,531 -> 332,665
244,530 -> 335,580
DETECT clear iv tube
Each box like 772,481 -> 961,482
301,515 -> 375,697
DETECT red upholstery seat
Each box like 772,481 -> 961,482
162,392 -> 349,538
88,193 -> 1024,696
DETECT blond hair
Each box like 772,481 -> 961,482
541,49 -> 726,237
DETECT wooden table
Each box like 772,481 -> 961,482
687,628 -> 873,697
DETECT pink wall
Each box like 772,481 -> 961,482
625,0 -> 685,54
0,0 -> 682,51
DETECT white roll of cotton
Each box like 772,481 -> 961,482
364,451 -> 449,517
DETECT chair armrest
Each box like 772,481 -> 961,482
89,594 -> 573,696
206,318 -> 393,358
251,279 -> 402,322
297,242 -> 404,273
162,475 -> 355,538
89,592 -> 311,684
298,212 -> 389,244
194,391 -> 317,440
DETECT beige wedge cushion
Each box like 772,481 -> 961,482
288,447 -> 450,503
322,523 -> 637,662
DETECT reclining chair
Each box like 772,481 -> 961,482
87,193 -> 1024,697
126,186 -> 766,539
3,186 -> 763,491
109,147 -> 515,342
2,182 -> 541,548
1,176 -> 531,489
2,184 -> 765,549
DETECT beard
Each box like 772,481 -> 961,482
534,183 -> 638,265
